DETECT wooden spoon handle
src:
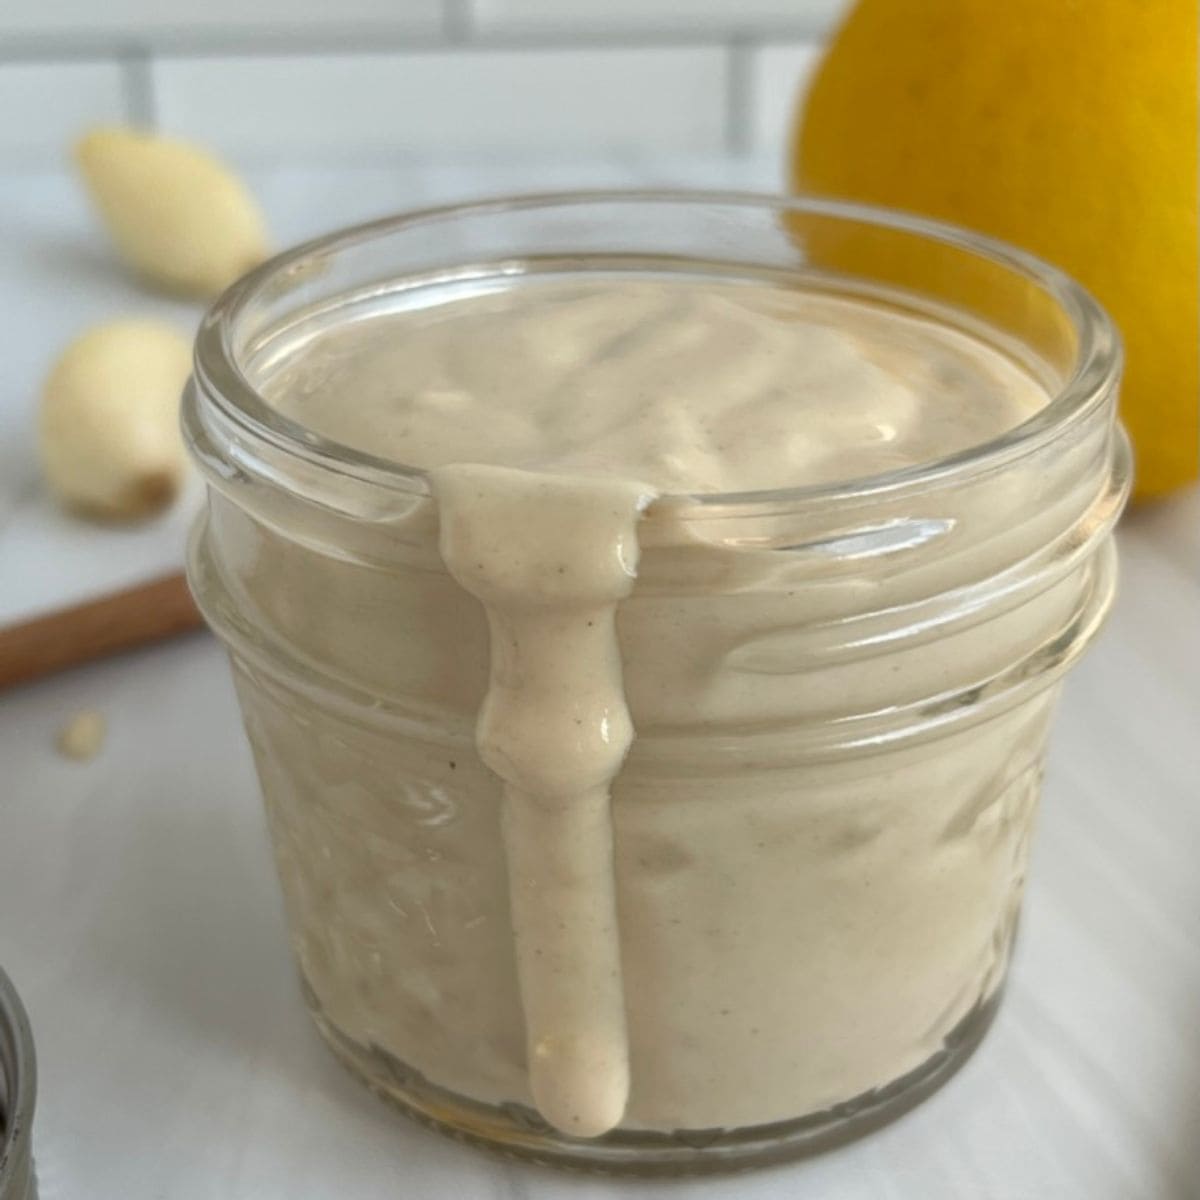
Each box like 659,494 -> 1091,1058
0,572 -> 203,691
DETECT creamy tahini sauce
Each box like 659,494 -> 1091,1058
270,279 -> 1043,492
266,277 -> 1047,1136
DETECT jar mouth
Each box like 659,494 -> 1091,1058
192,189 -> 1120,512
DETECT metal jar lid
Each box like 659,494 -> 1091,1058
0,967 -> 35,1200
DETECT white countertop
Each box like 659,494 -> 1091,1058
2,161 -> 1199,1200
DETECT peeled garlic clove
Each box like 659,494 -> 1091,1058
75,125 -> 269,298
39,320 -> 192,520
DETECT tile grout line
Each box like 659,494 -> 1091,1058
0,21 -> 827,62
442,0 -> 473,43
724,36 -> 753,157
118,42 -> 157,128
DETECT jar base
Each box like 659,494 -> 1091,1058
301,974 -> 1003,1175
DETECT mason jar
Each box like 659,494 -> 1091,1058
183,193 -> 1129,1172
0,967 -> 36,1200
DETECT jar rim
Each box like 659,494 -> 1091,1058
192,189 -> 1121,511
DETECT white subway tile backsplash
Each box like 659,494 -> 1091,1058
153,47 -> 729,158
0,61 -> 125,161
472,0 -> 848,36
747,40 -> 822,164
0,0 -> 441,41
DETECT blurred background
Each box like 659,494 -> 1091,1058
0,0 -> 838,168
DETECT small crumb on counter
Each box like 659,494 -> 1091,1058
56,710 -> 106,761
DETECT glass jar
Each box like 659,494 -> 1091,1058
183,193 -> 1129,1173
0,967 -> 36,1200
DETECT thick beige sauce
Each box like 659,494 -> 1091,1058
261,278 -> 1050,1137
273,279 -> 1044,492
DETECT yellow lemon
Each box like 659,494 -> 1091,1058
794,0 -> 1198,499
